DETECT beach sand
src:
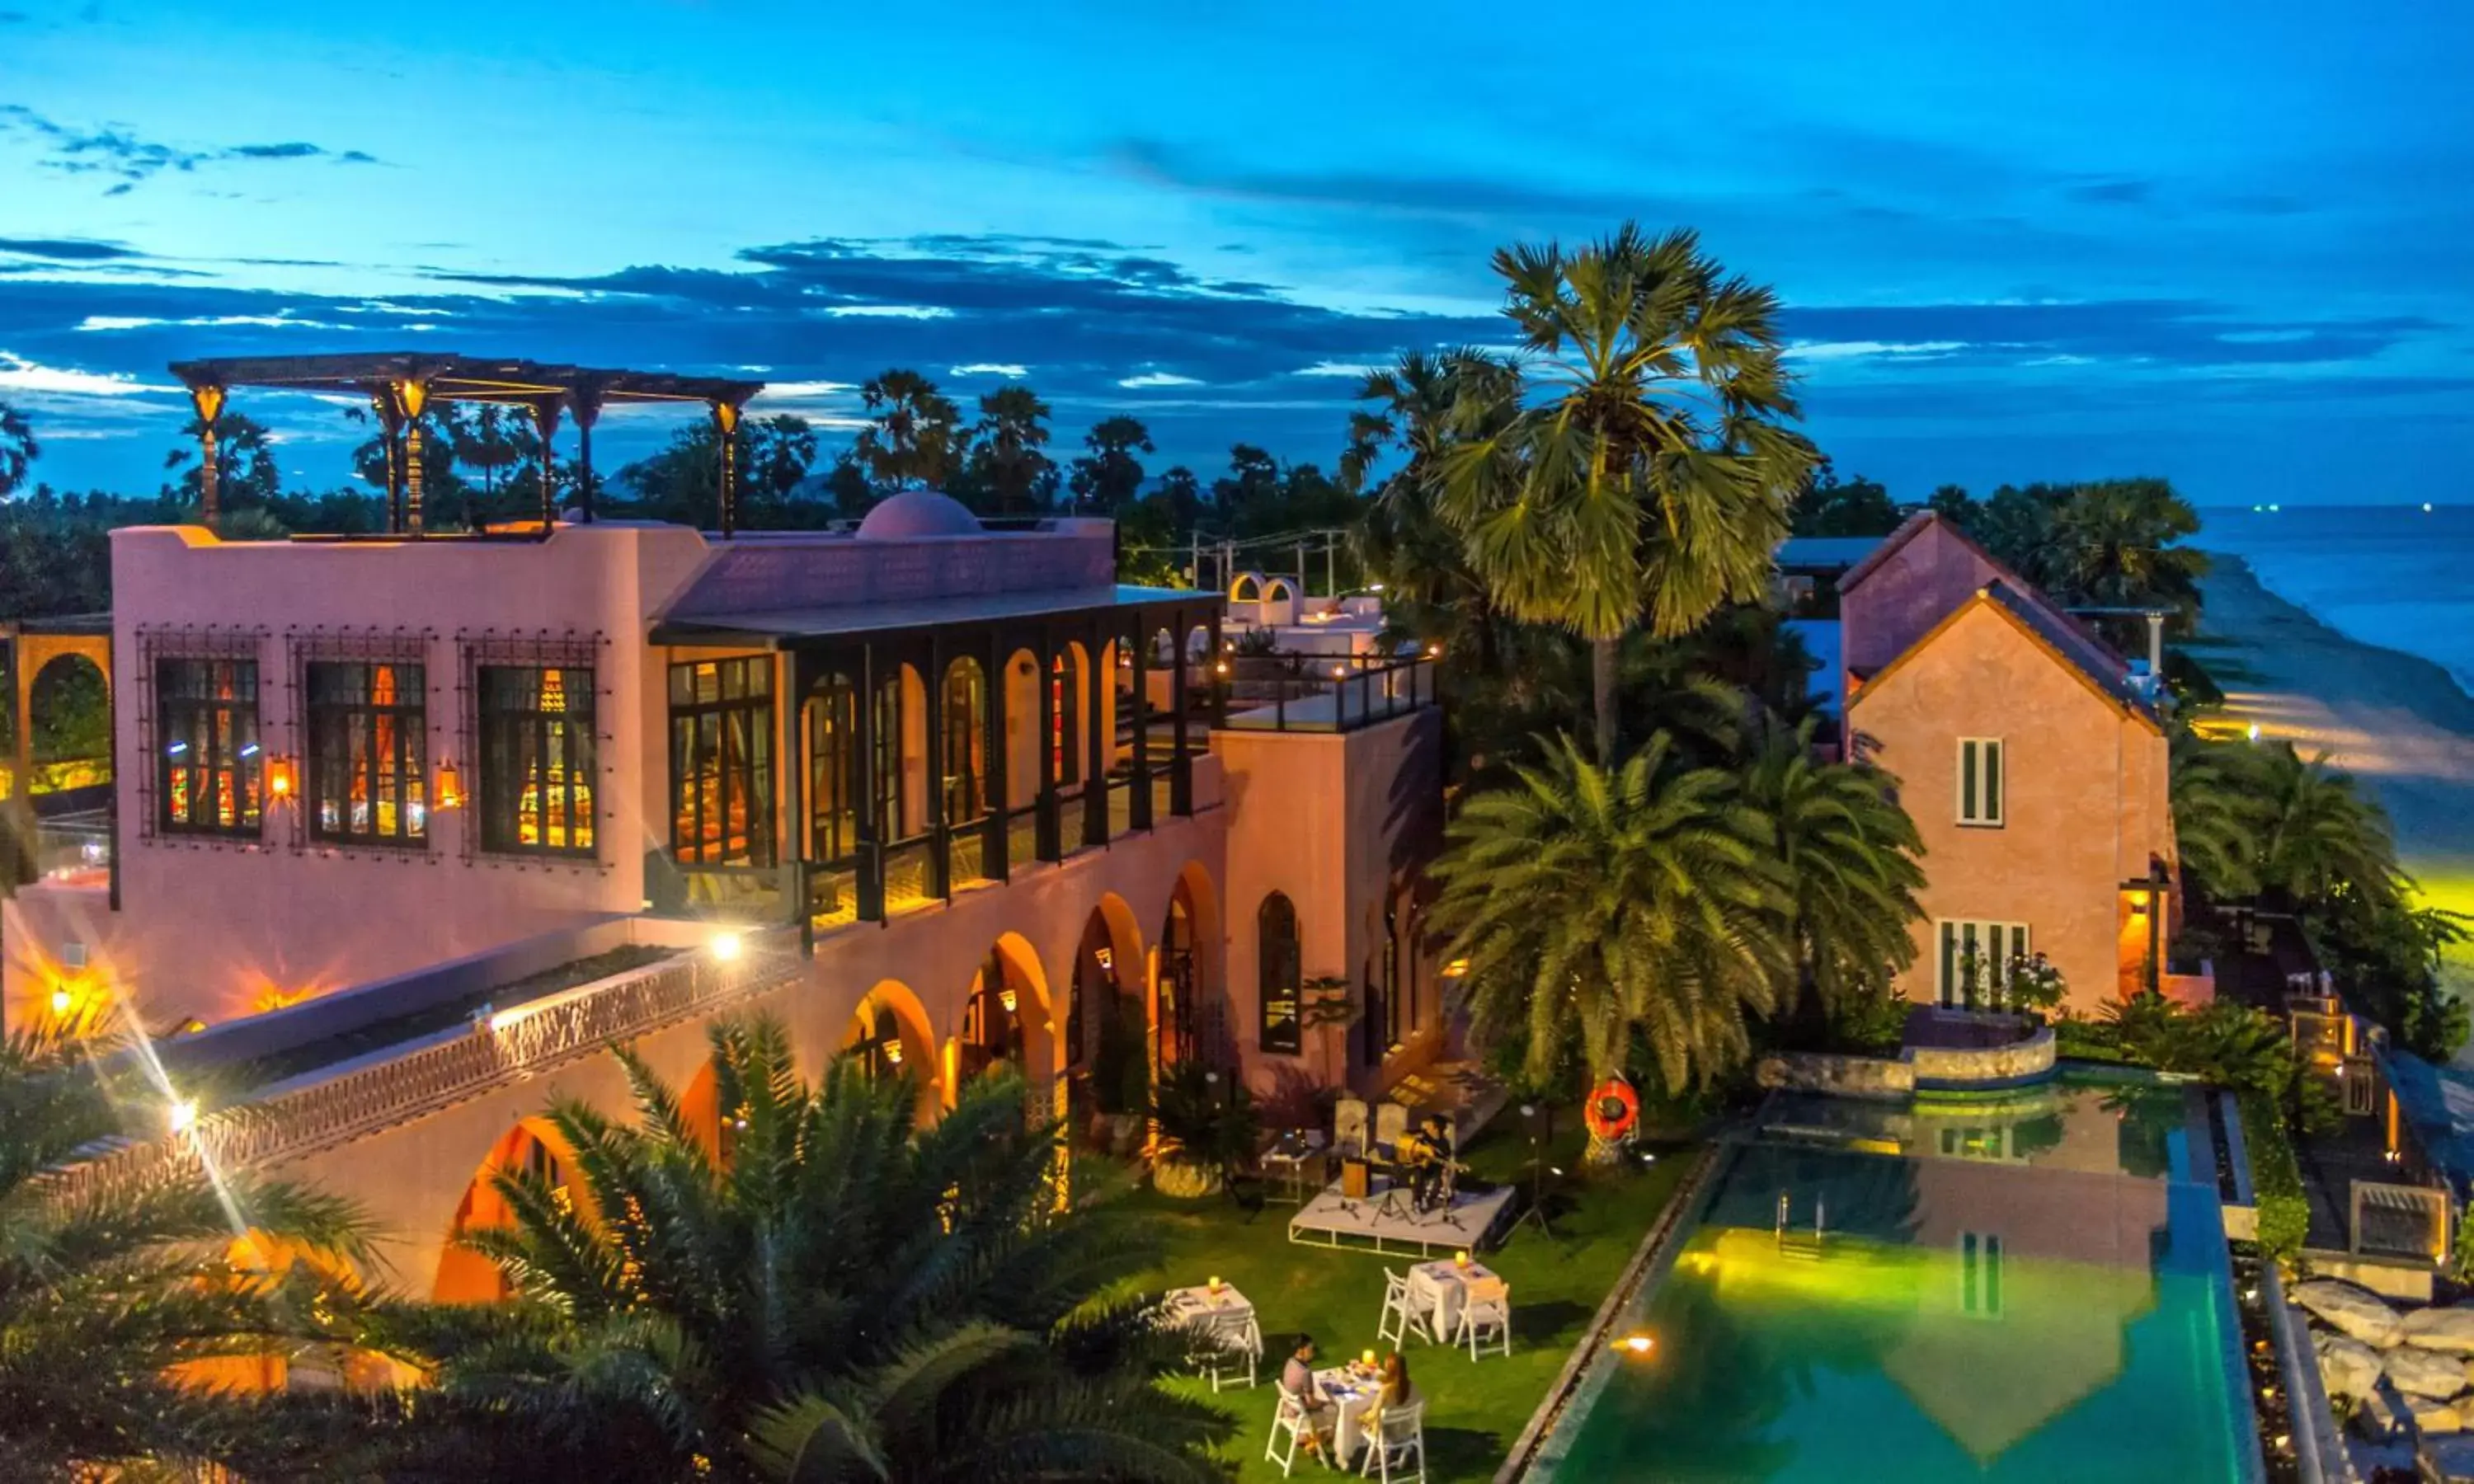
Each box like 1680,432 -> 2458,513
2194,554 -> 2474,1049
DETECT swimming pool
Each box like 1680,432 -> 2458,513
1526,1073 -> 2260,1482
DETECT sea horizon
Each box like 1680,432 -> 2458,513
2198,504 -> 2474,703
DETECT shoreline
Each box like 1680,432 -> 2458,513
2194,552 -> 2474,1036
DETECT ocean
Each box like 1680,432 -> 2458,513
2202,503 -> 2474,698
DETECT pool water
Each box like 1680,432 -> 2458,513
1532,1074 -> 2258,1482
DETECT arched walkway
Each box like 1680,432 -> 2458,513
1158,861 -> 1225,1070
842,979 -> 941,1119
957,931 -> 1054,1101
431,1116 -> 582,1303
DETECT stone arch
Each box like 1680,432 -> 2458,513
430,1115 -> 585,1303
938,652 -> 989,824
26,650 -> 110,765
842,977 -> 941,1118
1158,860 -> 1225,1069
1062,894 -> 1148,1118
1263,575 -> 1296,604
957,930 -> 1055,1098
1230,571 -> 1264,603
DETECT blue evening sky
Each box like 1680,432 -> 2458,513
2,0 -> 2468,505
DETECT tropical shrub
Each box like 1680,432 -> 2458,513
1150,1059 -> 1261,1183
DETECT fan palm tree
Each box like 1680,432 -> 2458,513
1351,350 -> 1520,672
1430,734 -> 1794,1129
1738,716 -> 1926,1016
1437,223 -> 1818,762
372,1017 -> 1229,1482
0,1025 -> 371,1479
967,385 -> 1056,514
0,398 -> 37,498
854,369 -> 963,492
2044,479 -> 2210,626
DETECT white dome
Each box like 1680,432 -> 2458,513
857,489 -> 982,539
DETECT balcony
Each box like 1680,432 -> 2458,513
1220,654 -> 1437,734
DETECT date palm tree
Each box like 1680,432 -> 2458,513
1431,734 -> 1794,1134
2044,479 -> 2210,627
371,1017 -> 1229,1482
968,384 -> 1056,514
0,1026 -> 370,1479
1738,716 -> 1926,1015
2251,740 -> 2402,906
1438,223 -> 1818,762
854,369 -> 963,492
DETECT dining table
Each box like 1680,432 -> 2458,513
1405,1256 -> 1505,1340
1310,1364 -> 1385,1464
1161,1282 -> 1255,1337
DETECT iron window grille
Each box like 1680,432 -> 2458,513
134,627 -> 266,847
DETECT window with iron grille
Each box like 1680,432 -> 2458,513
306,660 -> 427,847
669,656 -> 774,866
1258,891 -> 1302,1055
156,657 -> 262,837
478,665 -> 595,857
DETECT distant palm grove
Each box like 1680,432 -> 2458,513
2,221 -> 2457,1480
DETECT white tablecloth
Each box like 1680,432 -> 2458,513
1407,1259 -> 1505,1338
1163,1284 -> 1255,1340
1313,1366 -> 1383,1463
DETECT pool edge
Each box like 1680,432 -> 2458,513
1492,1140 -> 1727,1484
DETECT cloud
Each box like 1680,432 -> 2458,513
0,350 -> 181,397
1118,372 -> 1206,389
948,362 -> 1028,377
0,236 -> 146,261
1785,340 -> 1965,362
0,106 -> 381,186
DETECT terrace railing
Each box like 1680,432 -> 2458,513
49,948 -> 798,1205
1221,654 -> 1435,734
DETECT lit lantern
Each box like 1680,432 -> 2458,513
1617,1332 -> 1655,1357
1207,1274 -> 1223,1294
49,986 -> 73,1017
998,984 -> 1018,1014
1455,1249 -> 1472,1269
265,757 -> 296,800
435,760 -> 463,810
1361,1349 -> 1376,1368
884,1037 -> 905,1065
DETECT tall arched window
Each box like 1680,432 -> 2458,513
942,657 -> 985,822
1258,892 -> 1301,1055
807,673 -> 858,863
1051,650 -> 1082,789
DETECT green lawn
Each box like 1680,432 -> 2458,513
1120,1124 -> 1698,1482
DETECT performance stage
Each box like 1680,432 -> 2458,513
1286,1176 -> 1518,1256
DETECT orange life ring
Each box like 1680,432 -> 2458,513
1584,1078 -> 1639,1143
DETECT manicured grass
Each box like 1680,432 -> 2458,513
1119,1123 -> 1698,1482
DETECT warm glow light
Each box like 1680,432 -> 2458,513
1455,1249 -> 1472,1268
998,985 -> 1018,1014
266,757 -> 295,799
435,760 -> 463,810
1208,1274 -> 1223,1293
1426,644 -> 1442,658
1361,1349 -> 1376,1367
1617,1332 -> 1656,1356
167,1098 -> 199,1135
1331,665 -> 1348,679
884,1037 -> 905,1065
709,932 -> 744,963
1444,958 -> 1470,977
1213,661 -> 1230,675
49,986 -> 73,1015
1369,582 -> 1385,592
2246,722 -> 2261,742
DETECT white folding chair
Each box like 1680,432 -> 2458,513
1454,1281 -> 1512,1360
1373,1101 -> 1410,1155
1358,1400 -> 1427,1482
1197,1311 -> 1262,1392
1376,1266 -> 1434,1347
1334,1098 -> 1370,1160
1265,1379 -> 1318,1477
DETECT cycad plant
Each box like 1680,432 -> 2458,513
374,1017 -> 1230,1482
0,1026 -> 369,1480
1430,733 -> 1794,1143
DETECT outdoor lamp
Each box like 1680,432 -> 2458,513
49,985 -> 73,1017
1454,1249 -> 1472,1268
265,757 -> 296,800
434,760 -> 463,810
885,1038 -> 905,1065
709,932 -> 744,963
1617,1332 -> 1655,1357
998,985 -> 1018,1014
167,1098 -> 199,1135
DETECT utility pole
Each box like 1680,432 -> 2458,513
1324,531 -> 1336,598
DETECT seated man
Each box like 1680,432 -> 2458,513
1409,1115 -> 1455,1211
1282,1336 -> 1335,1449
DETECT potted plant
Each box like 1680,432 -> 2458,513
1300,975 -> 1356,1088
1150,1061 -> 1262,1199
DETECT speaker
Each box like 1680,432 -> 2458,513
1341,1158 -> 1371,1200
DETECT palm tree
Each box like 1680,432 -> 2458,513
165,410 -> 283,509
0,1026 -> 370,1478
0,398 -> 37,498
2169,731 -> 2265,899
1738,716 -> 1926,1016
1439,223 -> 1818,762
968,384 -> 1056,514
2252,741 -> 2402,906
1352,350 -> 1519,673
1430,734 -> 1794,1129
2044,479 -> 2209,626
854,369 -> 963,492
1068,416 -> 1154,514
374,1017 -> 1229,1482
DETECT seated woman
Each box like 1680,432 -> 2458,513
1378,1350 -> 1419,1414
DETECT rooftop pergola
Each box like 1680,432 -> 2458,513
168,352 -> 766,539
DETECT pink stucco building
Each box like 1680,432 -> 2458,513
3,356 -> 1451,1296
1838,514 -> 2194,1017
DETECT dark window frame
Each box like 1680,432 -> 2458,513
668,656 -> 775,868
477,663 -> 597,858
1258,891 -> 1302,1055
154,655 -> 263,838
306,659 -> 429,849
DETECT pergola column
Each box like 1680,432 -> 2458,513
1209,611 -> 1228,728
388,378 -> 433,537
528,398 -> 562,529
370,393 -> 407,534
1169,605 -> 1193,816
186,381 -> 226,530
782,649 -> 813,940
569,382 -> 604,524
1080,618 -> 1108,849
710,398 -> 743,539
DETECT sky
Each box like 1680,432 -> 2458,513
2,0 -> 2469,506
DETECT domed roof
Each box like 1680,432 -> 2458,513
857,489 -> 983,540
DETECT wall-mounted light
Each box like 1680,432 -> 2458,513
998,984 -> 1018,1014
434,760 -> 463,810
709,932 -> 743,963
167,1097 -> 199,1135
49,986 -> 74,1017
884,1037 -> 905,1065
265,757 -> 296,801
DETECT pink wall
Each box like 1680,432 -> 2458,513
4,523 -> 711,1031
1841,521 -> 2006,679
1214,708 -> 1445,1098
664,522 -> 1113,618
1847,599 -> 2175,1017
